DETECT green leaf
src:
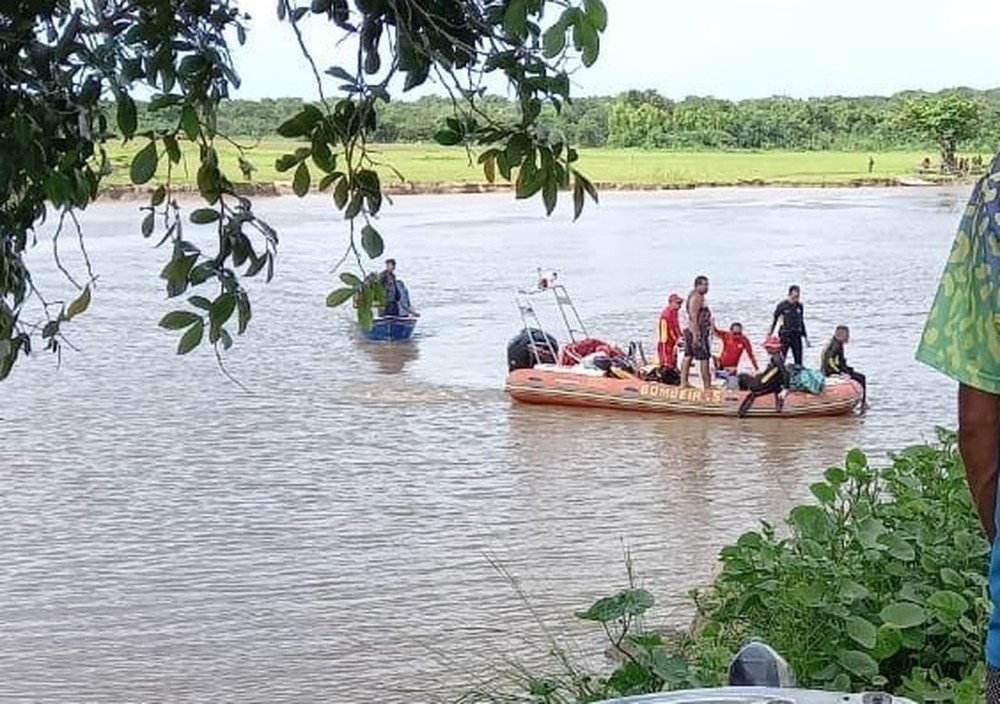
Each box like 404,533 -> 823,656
151,185 -> 167,207
163,134 -> 181,164
130,141 -> 158,185
580,23 -> 600,67
434,129 -> 461,146
572,177 -> 585,221
159,310 -> 202,330
789,504 -> 832,541
276,154 -> 300,173
837,649 -> 878,679
277,106 -> 323,138
218,327 -> 233,351
845,616 -> 877,649
542,23 -> 566,58
809,481 -> 836,505
190,208 -> 220,224
326,287 -> 355,308
345,192 -> 363,219
583,0 -> 608,31
177,319 -> 204,355
502,0 -> 528,38
189,295 -> 213,311
339,271 -> 363,288
180,105 -> 200,141
333,176 -> 349,209
64,286 -> 91,320
211,292 -> 237,329
357,286 -> 374,329
880,602 -> 927,629
236,294 -> 251,334
871,624 -> 903,660
141,212 -> 155,238
361,225 -> 384,259
927,590 -> 969,622
878,533 -> 915,561
293,162 -> 311,197
117,93 -> 138,138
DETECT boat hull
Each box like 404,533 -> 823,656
505,367 -> 862,417
366,316 -> 418,341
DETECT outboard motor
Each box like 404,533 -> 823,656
507,328 -> 559,371
728,641 -> 794,687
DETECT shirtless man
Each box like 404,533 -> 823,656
680,275 -> 712,390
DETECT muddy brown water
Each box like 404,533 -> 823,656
0,187 -> 965,702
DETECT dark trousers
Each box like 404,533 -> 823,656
737,372 -> 785,417
781,333 -> 803,365
846,368 -> 866,404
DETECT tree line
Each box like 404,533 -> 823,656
133,87 -> 1000,153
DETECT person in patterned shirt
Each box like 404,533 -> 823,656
917,150 -> 1000,702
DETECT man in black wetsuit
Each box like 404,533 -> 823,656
821,325 -> 867,408
768,285 -> 809,365
737,337 -> 790,417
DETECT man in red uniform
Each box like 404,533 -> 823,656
714,322 -> 759,375
657,293 -> 683,369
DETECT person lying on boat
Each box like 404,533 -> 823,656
737,336 -> 790,418
713,321 -> 759,382
821,325 -> 866,408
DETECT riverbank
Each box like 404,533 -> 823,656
97,142 -> 974,201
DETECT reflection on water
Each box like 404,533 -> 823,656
0,187 -> 965,702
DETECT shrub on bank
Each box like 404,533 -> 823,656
464,430 -> 990,704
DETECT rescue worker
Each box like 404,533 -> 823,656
657,293 -> 683,369
714,321 -> 760,377
737,336 -> 790,418
768,284 -> 809,365
821,325 -> 866,408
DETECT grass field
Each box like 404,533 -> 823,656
100,140 -> 947,192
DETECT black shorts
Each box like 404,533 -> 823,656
684,329 -> 711,361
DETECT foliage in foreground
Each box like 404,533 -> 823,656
1,0 -> 605,380
466,430 -> 990,704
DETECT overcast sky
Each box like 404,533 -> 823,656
229,0 -> 1000,101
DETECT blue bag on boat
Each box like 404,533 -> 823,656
789,366 -> 825,394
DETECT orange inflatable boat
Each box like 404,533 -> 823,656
505,367 -> 863,417
506,279 -> 863,418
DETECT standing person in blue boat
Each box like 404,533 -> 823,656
768,285 -> 810,365
916,150 -> 1000,702
379,258 -> 400,316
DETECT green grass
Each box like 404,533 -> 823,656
101,140 -> 946,191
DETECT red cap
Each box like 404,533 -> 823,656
763,335 -> 782,351
668,293 -> 683,304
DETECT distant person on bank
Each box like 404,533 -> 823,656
916,150 -> 1000,702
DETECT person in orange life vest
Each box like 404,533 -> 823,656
657,293 -> 683,368
714,321 -> 760,377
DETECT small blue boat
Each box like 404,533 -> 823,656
366,315 -> 418,341
365,279 -> 419,341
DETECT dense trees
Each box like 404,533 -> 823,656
135,88 -> 1000,154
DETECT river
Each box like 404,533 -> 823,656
0,187 -> 965,702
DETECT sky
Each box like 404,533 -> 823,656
229,0 -> 1000,101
